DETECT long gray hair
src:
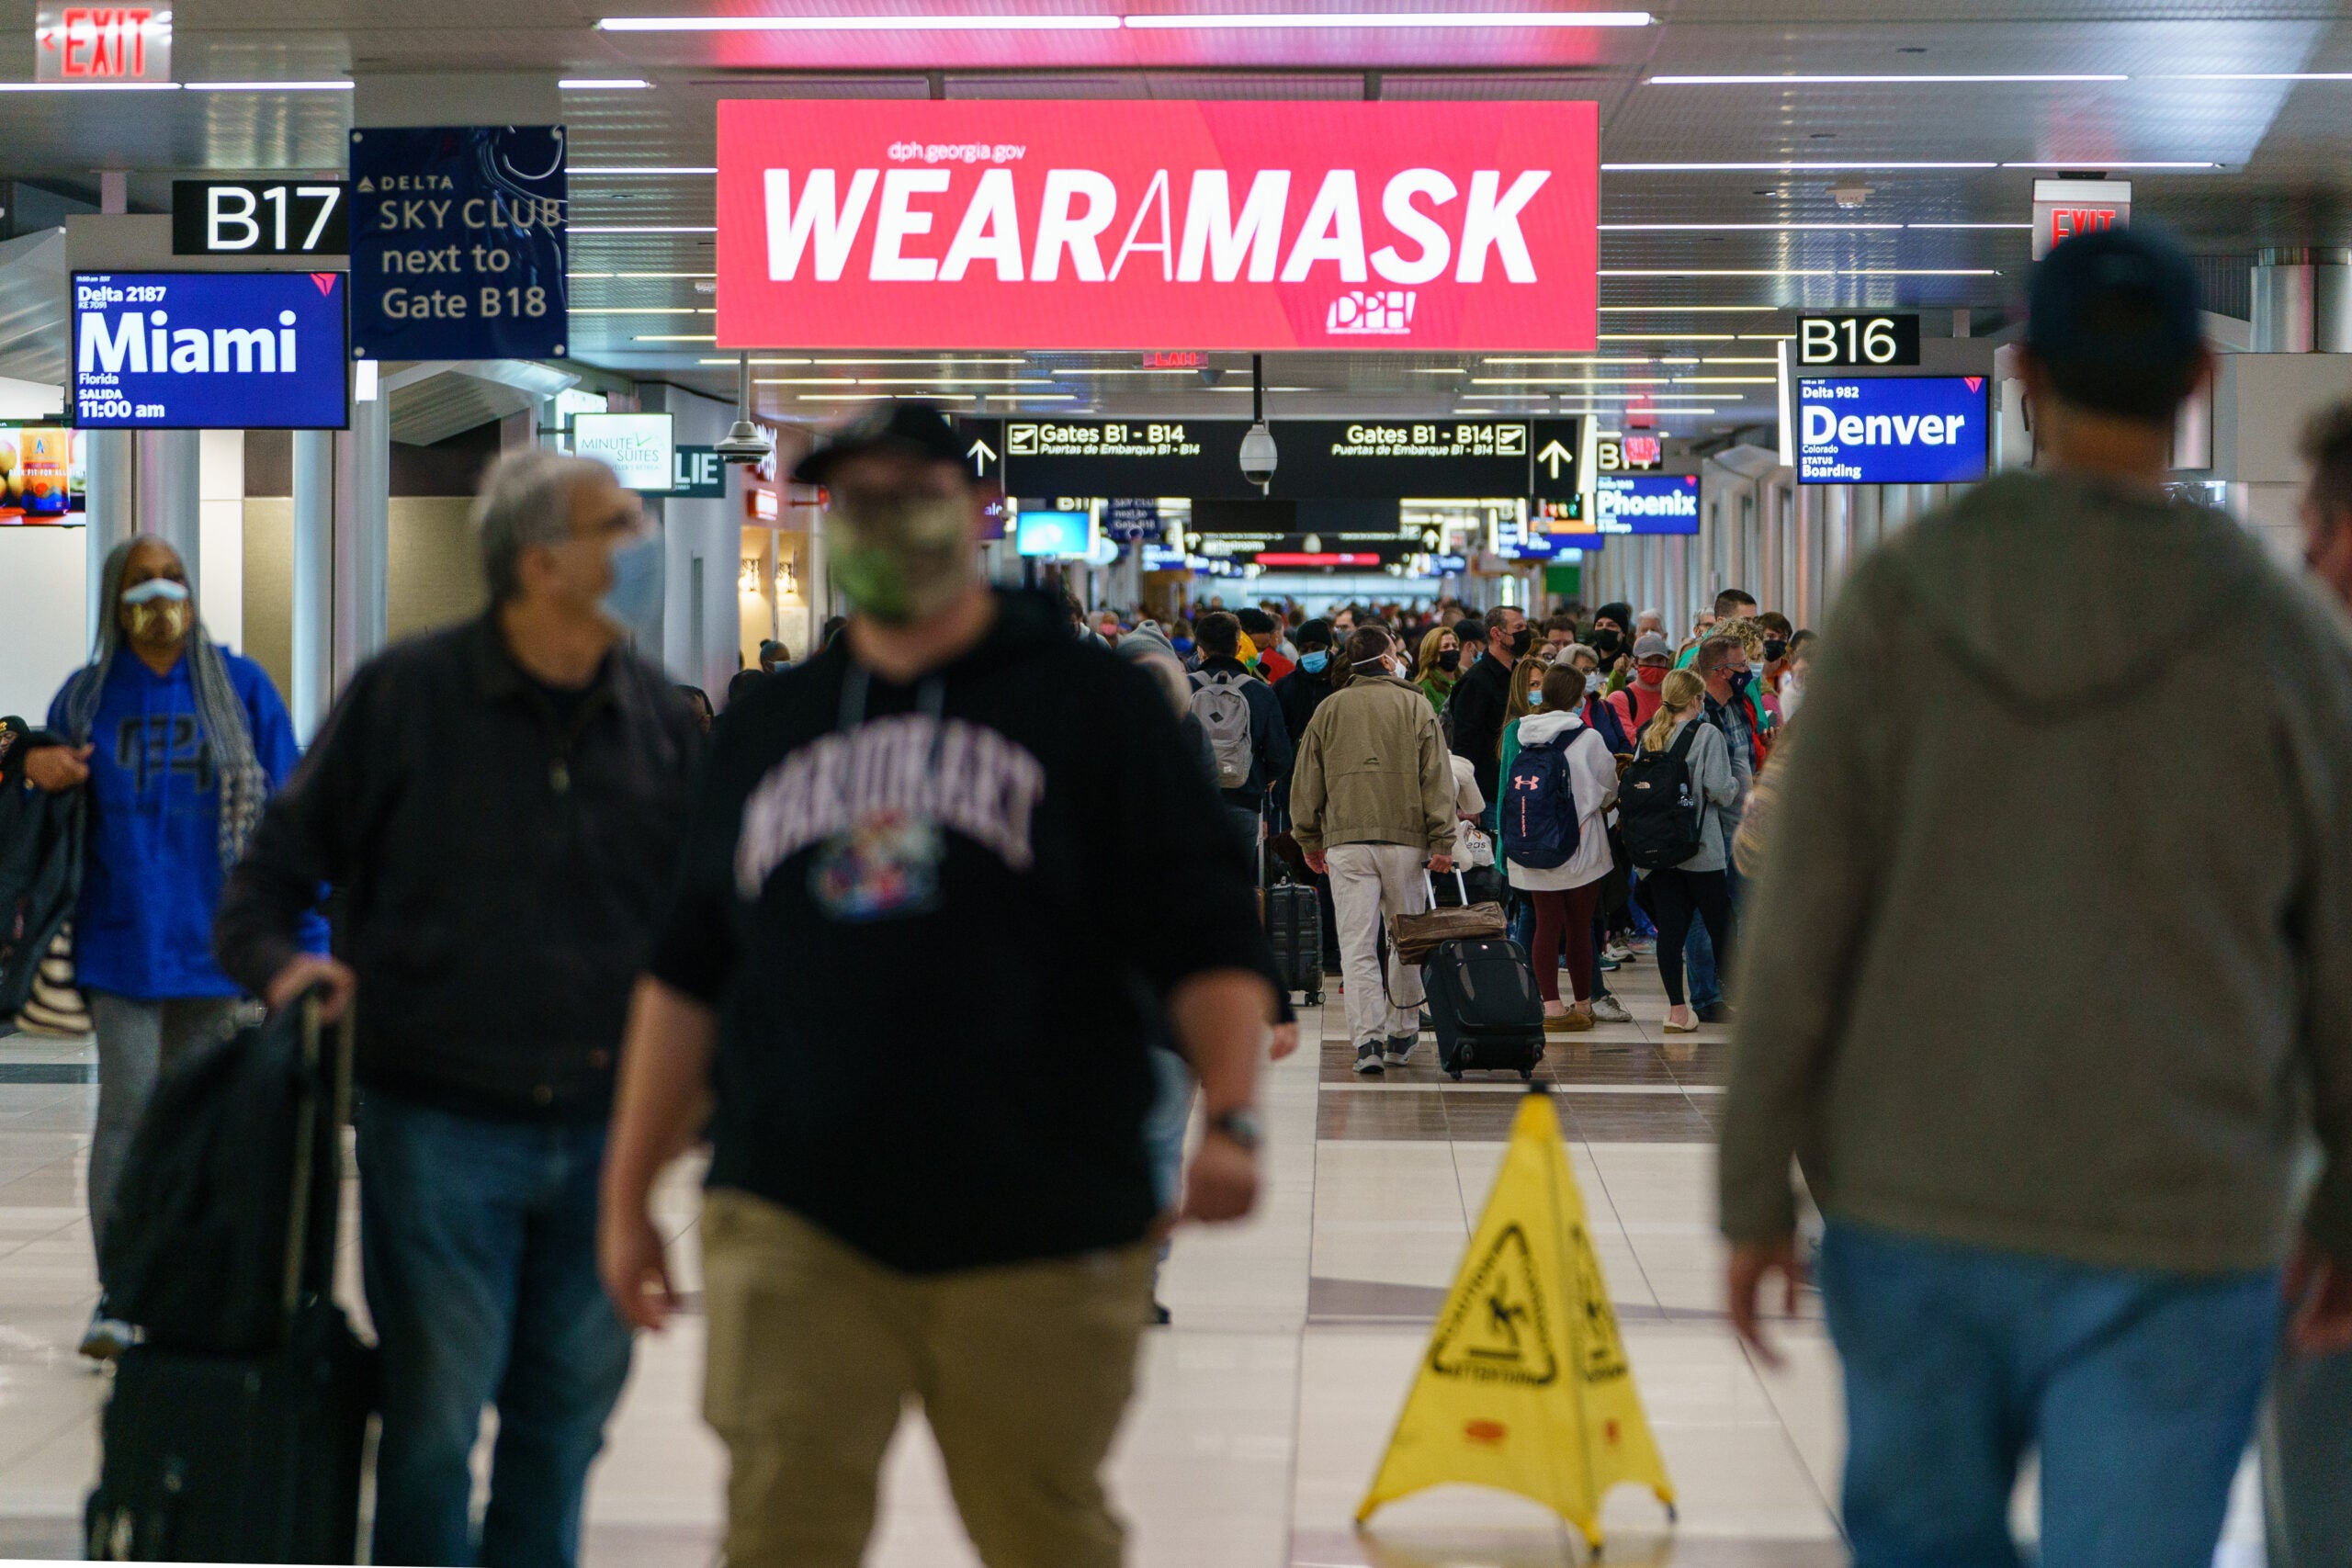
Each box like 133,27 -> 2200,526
61,537 -> 267,871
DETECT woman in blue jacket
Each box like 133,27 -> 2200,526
22,536 -> 307,1359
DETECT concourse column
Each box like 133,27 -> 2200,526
83,431 -> 136,647
333,389 -> 391,692
133,431 -> 204,592
289,432 -> 335,739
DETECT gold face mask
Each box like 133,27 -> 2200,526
119,580 -> 193,648
822,494 -> 974,626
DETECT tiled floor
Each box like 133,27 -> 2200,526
0,952 -> 2268,1565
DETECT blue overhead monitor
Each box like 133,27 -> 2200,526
72,271 -> 349,430
1014,508 -> 1092,559
1797,375 -> 1988,485
1594,473 -> 1701,535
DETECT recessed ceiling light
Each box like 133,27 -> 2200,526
1647,73 -> 2127,85
2002,160 -> 2220,169
0,80 -> 181,91
1600,221 -> 1904,231
1125,9 -> 1654,28
600,13 -> 1118,28
1604,161 -> 1998,171
1599,267 -> 2001,276
559,77 -> 653,89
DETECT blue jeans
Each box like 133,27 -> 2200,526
1819,1221 -> 2279,1568
356,1093 -> 636,1568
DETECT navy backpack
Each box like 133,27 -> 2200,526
1499,728 -> 1590,871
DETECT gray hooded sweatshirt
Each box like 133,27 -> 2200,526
1720,469 -> 2352,1273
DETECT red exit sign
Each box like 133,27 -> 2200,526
37,6 -> 173,82
1142,350 -> 1205,369
2031,178 -> 2132,260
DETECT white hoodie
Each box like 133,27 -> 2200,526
1503,710 -> 1619,891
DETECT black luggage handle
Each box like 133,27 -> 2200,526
281,987 -> 356,1320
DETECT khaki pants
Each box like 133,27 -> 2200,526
1326,841 -> 1430,1047
700,1189 -> 1155,1568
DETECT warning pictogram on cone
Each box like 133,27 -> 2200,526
1356,1087 -> 1675,1551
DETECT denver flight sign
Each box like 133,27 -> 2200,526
717,101 -> 1598,352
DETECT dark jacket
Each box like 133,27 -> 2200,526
0,716 -> 82,1014
1444,650 -> 1516,807
1190,655 -> 1294,807
214,614 -> 703,1122
1272,662 -> 1334,749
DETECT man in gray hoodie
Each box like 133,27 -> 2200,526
1720,226 -> 2352,1567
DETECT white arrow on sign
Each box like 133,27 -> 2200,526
1536,439 -> 1573,480
967,437 -> 997,477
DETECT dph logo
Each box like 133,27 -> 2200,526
1327,290 -> 1416,335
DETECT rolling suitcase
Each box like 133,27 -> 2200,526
86,994 -> 379,1563
1261,800 -> 1325,1006
1423,934 -> 1547,1081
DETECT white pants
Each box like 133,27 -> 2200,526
1327,842 -> 1430,1047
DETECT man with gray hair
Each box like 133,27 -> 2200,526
215,448 -> 704,1568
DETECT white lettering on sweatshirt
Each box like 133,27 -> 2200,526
734,714 -> 1046,898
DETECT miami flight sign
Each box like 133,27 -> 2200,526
717,101 -> 1598,352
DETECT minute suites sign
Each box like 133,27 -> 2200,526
716,101 -> 1598,352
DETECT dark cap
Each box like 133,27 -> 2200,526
2027,223 -> 2202,374
792,400 -> 968,485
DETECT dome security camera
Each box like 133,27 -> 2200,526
1239,422 -> 1277,491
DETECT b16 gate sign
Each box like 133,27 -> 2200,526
72,271 -> 348,430
718,100 -> 1598,352
1796,377 -> 1988,486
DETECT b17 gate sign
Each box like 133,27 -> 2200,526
717,100 -> 1598,352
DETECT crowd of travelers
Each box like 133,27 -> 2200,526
0,223 -> 2346,1568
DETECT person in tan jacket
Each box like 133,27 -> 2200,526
1290,626 -> 1457,1076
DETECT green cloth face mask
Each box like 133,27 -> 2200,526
823,496 -> 974,626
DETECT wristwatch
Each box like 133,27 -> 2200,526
1205,1108 -> 1263,1152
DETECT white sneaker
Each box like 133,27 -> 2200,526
1603,940 -> 1634,963
1590,995 -> 1633,1024
1353,1042 -> 1386,1076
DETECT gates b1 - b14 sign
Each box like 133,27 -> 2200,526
717,101 -> 1598,351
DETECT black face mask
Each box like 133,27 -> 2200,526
1437,649 -> 1461,672
1591,629 -> 1623,658
1509,626 -> 1533,657
1763,638 -> 1787,662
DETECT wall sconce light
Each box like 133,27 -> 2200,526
739,558 -> 763,595
775,556 -> 799,599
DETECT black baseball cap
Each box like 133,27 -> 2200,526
2027,223 -> 2202,378
792,400 -> 967,485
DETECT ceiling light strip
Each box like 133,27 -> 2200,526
560,78 -> 653,89
568,225 -> 718,234
1124,9 -> 1654,27
570,166 -> 717,175
1599,267 -> 2001,276
601,13 -> 1118,29
1647,73 -> 2126,85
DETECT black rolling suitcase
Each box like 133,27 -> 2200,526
86,994 -> 379,1563
1424,933 -> 1547,1081
1261,800 -> 1325,1006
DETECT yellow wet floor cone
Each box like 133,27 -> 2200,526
1356,1084 -> 1675,1553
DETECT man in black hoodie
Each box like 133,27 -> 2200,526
1444,604 -> 1527,808
598,403 -> 1279,1568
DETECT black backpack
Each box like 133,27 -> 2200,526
1619,720 -> 1708,872
100,1003 -> 345,1355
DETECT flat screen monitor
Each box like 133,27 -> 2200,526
1014,508 -> 1092,558
1796,375 -> 1989,485
1594,473 -> 1701,535
72,271 -> 349,430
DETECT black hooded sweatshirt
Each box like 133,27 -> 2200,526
650,589 -> 1275,1273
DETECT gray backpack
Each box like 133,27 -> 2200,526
1188,671 -> 1256,790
